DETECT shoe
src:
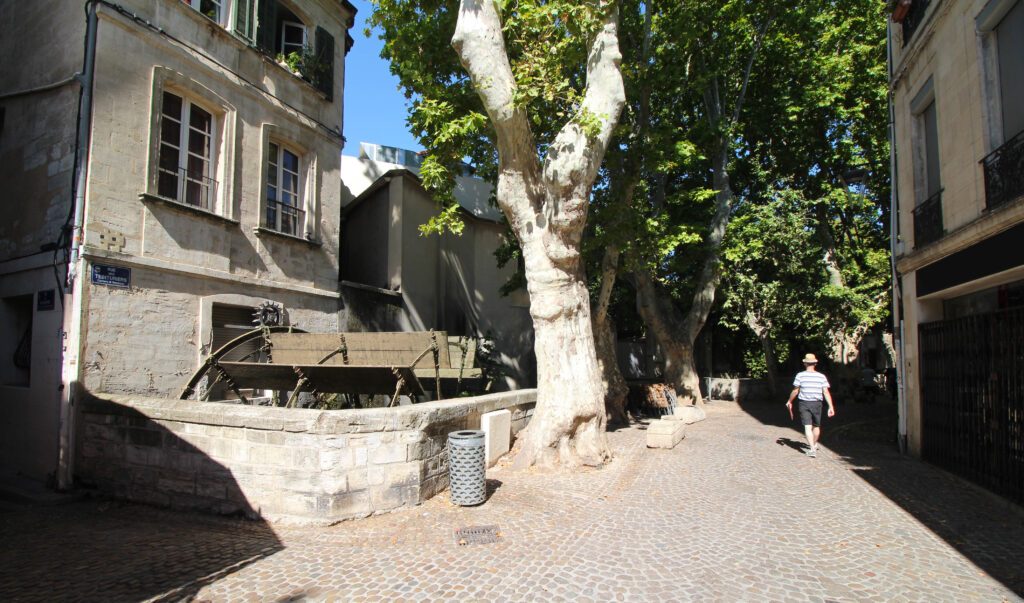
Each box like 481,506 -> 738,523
807,447 -> 817,458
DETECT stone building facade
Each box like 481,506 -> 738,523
339,144 -> 537,390
0,0 -> 355,488
889,0 -> 1023,503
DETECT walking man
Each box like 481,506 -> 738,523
785,353 -> 835,457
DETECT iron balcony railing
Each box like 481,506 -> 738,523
158,166 -> 218,211
901,0 -> 931,47
981,129 -> 1024,211
913,189 -> 943,249
266,198 -> 305,237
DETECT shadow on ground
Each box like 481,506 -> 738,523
736,394 -> 1024,596
0,401 -> 286,602
0,497 -> 283,602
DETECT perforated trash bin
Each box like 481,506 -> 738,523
447,430 -> 486,506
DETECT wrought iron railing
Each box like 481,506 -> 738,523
266,199 -> 305,236
981,129 -> 1024,211
913,189 -> 943,248
158,166 -> 218,211
901,0 -> 930,47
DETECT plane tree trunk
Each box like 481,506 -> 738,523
594,244 -> 629,425
631,146 -> 733,407
745,311 -> 779,396
591,3 -> 654,426
626,17 -> 770,408
452,0 -> 626,467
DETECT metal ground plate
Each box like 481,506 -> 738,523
454,525 -> 501,546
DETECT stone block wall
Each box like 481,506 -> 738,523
707,378 -> 770,402
76,390 -> 536,525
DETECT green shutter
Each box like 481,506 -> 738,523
256,0 -> 278,55
234,0 -> 256,44
314,26 -> 335,101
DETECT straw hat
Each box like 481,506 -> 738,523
801,353 -> 819,365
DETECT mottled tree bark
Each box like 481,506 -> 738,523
745,311 -> 778,395
815,205 -> 859,365
631,267 -> 703,404
453,0 -> 625,467
882,331 -> 898,367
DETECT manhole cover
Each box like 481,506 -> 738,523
454,525 -> 501,545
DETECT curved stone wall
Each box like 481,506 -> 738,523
76,390 -> 536,524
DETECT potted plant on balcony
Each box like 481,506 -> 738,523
275,45 -> 327,84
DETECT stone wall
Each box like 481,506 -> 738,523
76,390 -> 536,525
707,378 -> 770,403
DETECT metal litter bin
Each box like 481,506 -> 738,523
447,430 -> 486,506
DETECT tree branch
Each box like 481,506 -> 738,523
452,0 -> 543,228
542,0 -> 626,203
729,12 -> 774,126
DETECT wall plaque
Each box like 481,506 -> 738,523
37,289 -> 56,311
91,264 -> 131,289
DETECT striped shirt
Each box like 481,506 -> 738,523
793,370 -> 830,401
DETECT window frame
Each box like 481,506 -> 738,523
259,124 -> 320,242
146,68 -> 237,220
181,0 -> 228,27
909,77 -> 940,206
158,91 -> 219,211
280,20 -> 308,56
977,0 -> 1024,151
265,141 -> 305,236
232,0 -> 257,44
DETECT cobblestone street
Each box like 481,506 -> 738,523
1,399 -> 1021,602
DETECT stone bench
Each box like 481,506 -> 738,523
646,418 -> 686,449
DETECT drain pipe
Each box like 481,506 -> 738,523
57,0 -> 99,491
68,0 -> 98,285
887,20 -> 908,455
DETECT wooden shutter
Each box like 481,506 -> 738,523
256,0 -> 278,55
997,0 -> 1024,140
211,304 -> 260,361
234,0 -> 256,43
314,26 -> 335,101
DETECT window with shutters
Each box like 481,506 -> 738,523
176,0 -> 338,100
179,0 -> 262,45
233,0 -> 257,43
252,1 -> 336,99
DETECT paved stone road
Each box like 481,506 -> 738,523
1,399 -> 1022,602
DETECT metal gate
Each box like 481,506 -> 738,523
919,307 -> 1024,504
